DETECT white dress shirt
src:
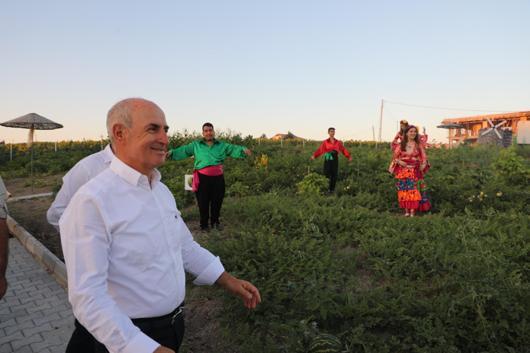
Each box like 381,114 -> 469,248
60,156 -> 225,353
47,144 -> 114,229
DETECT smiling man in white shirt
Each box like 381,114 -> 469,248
60,98 -> 261,353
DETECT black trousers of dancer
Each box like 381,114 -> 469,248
323,151 -> 339,192
195,173 -> 225,229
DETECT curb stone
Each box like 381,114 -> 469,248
6,216 -> 67,289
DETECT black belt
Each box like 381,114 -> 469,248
132,304 -> 184,326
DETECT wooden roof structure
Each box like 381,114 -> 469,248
438,111 -> 530,147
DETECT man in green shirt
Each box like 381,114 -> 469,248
168,123 -> 251,230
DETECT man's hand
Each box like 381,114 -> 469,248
310,155 -> 315,161
216,272 -> 261,309
244,149 -> 252,156
154,346 -> 175,353
0,277 -> 7,299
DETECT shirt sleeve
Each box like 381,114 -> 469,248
312,141 -> 327,159
47,164 -> 90,230
223,143 -> 247,159
338,141 -> 351,159
170,142 -> 195,161
60,192 -> 159,353
419,145 -> 427,163
178,221 -> 225,285
392,145 -> 402,160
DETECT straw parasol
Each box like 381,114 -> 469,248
1,112 -> 63,147
1,113 -> 63,190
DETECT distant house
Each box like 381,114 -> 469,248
270,132 -> 303,141
438,111 -> 530,147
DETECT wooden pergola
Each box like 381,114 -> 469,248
438,111 -> 530,147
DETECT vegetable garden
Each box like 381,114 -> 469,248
1,135 -> 529,353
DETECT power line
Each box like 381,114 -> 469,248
383,100 -> 511,113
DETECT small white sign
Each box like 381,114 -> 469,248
184,174 -> 193,191
0,176 -> 8,200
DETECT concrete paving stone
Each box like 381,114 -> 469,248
0,318 -> 16,329
0,331 -> 24,345
26,302 -> 53,314
59,309 -> 74,319
4,318 -> 34,336
7,301 -> 35,314
9,309 -> 32,320
48,316 -> 75,330
2,295 -> 21,306
13,345 -> 33,353
16,311 -> 42,325
11,334 -> 43,350
31,339 -> 63,353
23,322 -> 52,338
0,343 -> 13,353
33,312 -> 61,326
15,291 -> 30,300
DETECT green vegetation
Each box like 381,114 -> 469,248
1,135 -> 529,352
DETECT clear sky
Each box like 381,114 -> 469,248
1,0 -> 529,144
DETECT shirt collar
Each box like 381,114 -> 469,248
109,156 -> 161,190
200,138 -> 219,145
103,144 -> 115,164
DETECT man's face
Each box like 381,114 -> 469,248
328,129 -> 335,138
122,103 -> 169,175
203,125 -> 215,141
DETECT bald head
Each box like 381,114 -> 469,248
106,98 -> 163,143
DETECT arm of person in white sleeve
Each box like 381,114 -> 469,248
47,164 -> 90,230
180,220 -> 261,309
179,219 -> 225,285
60,193 -> 160,353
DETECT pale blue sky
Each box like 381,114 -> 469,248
1,0 -> 529,144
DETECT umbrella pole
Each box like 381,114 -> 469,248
31,145 -> 34,193
28,127 -> 34,192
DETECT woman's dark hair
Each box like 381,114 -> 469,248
400,125 -> 420,151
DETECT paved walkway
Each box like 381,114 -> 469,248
0,238 -> 73,353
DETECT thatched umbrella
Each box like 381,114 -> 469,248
1,113 -> 63,147
1,113 -> 63,189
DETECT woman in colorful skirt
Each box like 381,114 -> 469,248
389,125 -> 431,216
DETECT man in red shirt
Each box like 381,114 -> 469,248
310,127 -> 352,193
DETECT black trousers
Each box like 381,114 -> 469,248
65,319 -> 96,353
93,308 -> 185,353
323,153 -> 339,192
195,173 -> 225,228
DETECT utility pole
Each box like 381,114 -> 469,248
372,126 -> 375,142
378,99 -> 384,143
376,99 -> 384,148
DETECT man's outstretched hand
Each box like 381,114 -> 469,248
216,272 -> 261,309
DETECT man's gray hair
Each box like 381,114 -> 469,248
107,98 -> 160,143
106,99 -> 135,143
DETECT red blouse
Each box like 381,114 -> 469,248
312,138 -> 352,159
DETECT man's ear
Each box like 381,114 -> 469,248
112,123 -> 127,142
